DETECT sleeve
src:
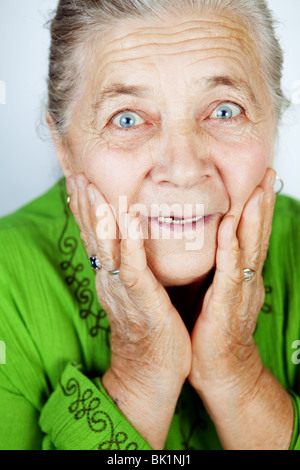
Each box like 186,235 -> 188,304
0,372 -> 44,450
39,362 -> 153,450
0,234 -> 48,450
0,248 -> 152,450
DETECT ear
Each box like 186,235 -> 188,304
45,111 -> 72,177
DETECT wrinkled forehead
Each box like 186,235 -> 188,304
102,13 -> 255,56
84,12 -> 264,105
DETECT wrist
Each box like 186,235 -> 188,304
197,366 -> 294,450
102,366 -> 184,450
108,346 -> 189,393
102,364 -> 185,408
192,341 -> 263,406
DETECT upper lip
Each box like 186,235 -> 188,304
129,202 -> 214,219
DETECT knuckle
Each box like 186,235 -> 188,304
119,264 -> 147,289
120,243 -> 136,261
120,274 -> 140,290
121,243 -> 146,271
76,172 -> 88,189
101,258 -> 118,273
247,250 -> 261,269
121,237 -> 143,258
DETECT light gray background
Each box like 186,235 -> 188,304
0,0 -> 300,217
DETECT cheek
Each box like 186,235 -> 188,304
217,139 -> 269,211
82,143 -> 147,208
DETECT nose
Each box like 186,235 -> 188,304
149,120 -> 216,189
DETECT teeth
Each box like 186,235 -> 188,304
157,216 -> 203,225
158,217 -> 173,224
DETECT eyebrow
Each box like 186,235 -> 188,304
92,75 -> 259,117
92,83 -> 152,114
204,75 -> 259,107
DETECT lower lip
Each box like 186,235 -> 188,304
147,215 -> 212,233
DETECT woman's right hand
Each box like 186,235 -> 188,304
66,173 -> 191,449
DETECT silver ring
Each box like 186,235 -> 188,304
89,255 -> 102,270
243,268 -> 255,282
89,255 -> 119,275
108,269 -> 120,276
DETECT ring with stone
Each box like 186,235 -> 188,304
243,268 -> 256,282
89,255 -> 102,270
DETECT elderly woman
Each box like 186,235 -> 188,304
0,0 -> 300,451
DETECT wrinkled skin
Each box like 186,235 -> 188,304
50,11 -> 293,450
61,12 -> 275,286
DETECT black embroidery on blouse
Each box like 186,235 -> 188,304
58,180 -> 110,343
60,377 -> 139,450
261,285 -> 273,314
261,256 -> 273,314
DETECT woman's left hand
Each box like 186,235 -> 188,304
189,168 -> 277,404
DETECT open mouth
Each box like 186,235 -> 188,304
146,215 -> 209,233
156,215 -> 204,225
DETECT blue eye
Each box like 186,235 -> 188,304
112,112 -> 144,128
210,103 -> 242,120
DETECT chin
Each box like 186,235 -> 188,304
146,245 -> 216,287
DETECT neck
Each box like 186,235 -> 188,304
166,269 -> 215,332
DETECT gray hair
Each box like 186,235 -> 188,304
47,0 -> 288,140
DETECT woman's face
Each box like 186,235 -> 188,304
58,11 -> 275,287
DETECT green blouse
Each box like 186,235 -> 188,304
0,179 -> 300,450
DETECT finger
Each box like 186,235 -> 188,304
90,182 -> 121,272
209,215 -> 243,311
258,167 -> 276,194
119,215 -> 169,311
259,168 -> 276,261
237,187 -> 264,273
75,173 -> 98,255
66,176 -> 79,222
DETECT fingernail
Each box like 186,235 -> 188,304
66,177 -> 76,195
87,186 -> 95,204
